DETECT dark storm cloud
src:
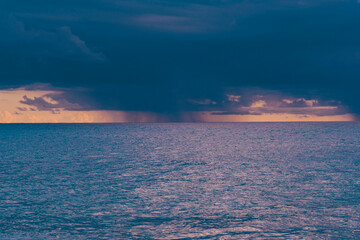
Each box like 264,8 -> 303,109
0,14 -> 105,61
0,0 -> 359,118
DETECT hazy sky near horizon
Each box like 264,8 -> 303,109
0,0 -> 359,122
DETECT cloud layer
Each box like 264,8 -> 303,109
0,0 -> 359,120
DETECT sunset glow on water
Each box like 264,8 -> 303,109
1,123 -> 359,239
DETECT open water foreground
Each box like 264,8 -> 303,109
0,123 -> 359,239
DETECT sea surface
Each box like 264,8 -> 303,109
0,123 -> 359,239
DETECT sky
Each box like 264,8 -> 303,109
0,0 -> 359,122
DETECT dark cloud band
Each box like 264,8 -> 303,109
0,0 -> 359,119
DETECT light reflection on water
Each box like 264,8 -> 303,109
0,123 -> 359,239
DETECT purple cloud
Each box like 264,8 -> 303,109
20,94 -> 84,111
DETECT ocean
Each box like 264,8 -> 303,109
0,123 -> 359,239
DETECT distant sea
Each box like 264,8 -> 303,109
0,123 -> 359,239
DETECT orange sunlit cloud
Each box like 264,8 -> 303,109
194,112 -> 355,122
0,88 -> 356,123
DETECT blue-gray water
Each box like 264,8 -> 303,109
0,123 -> 359,239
